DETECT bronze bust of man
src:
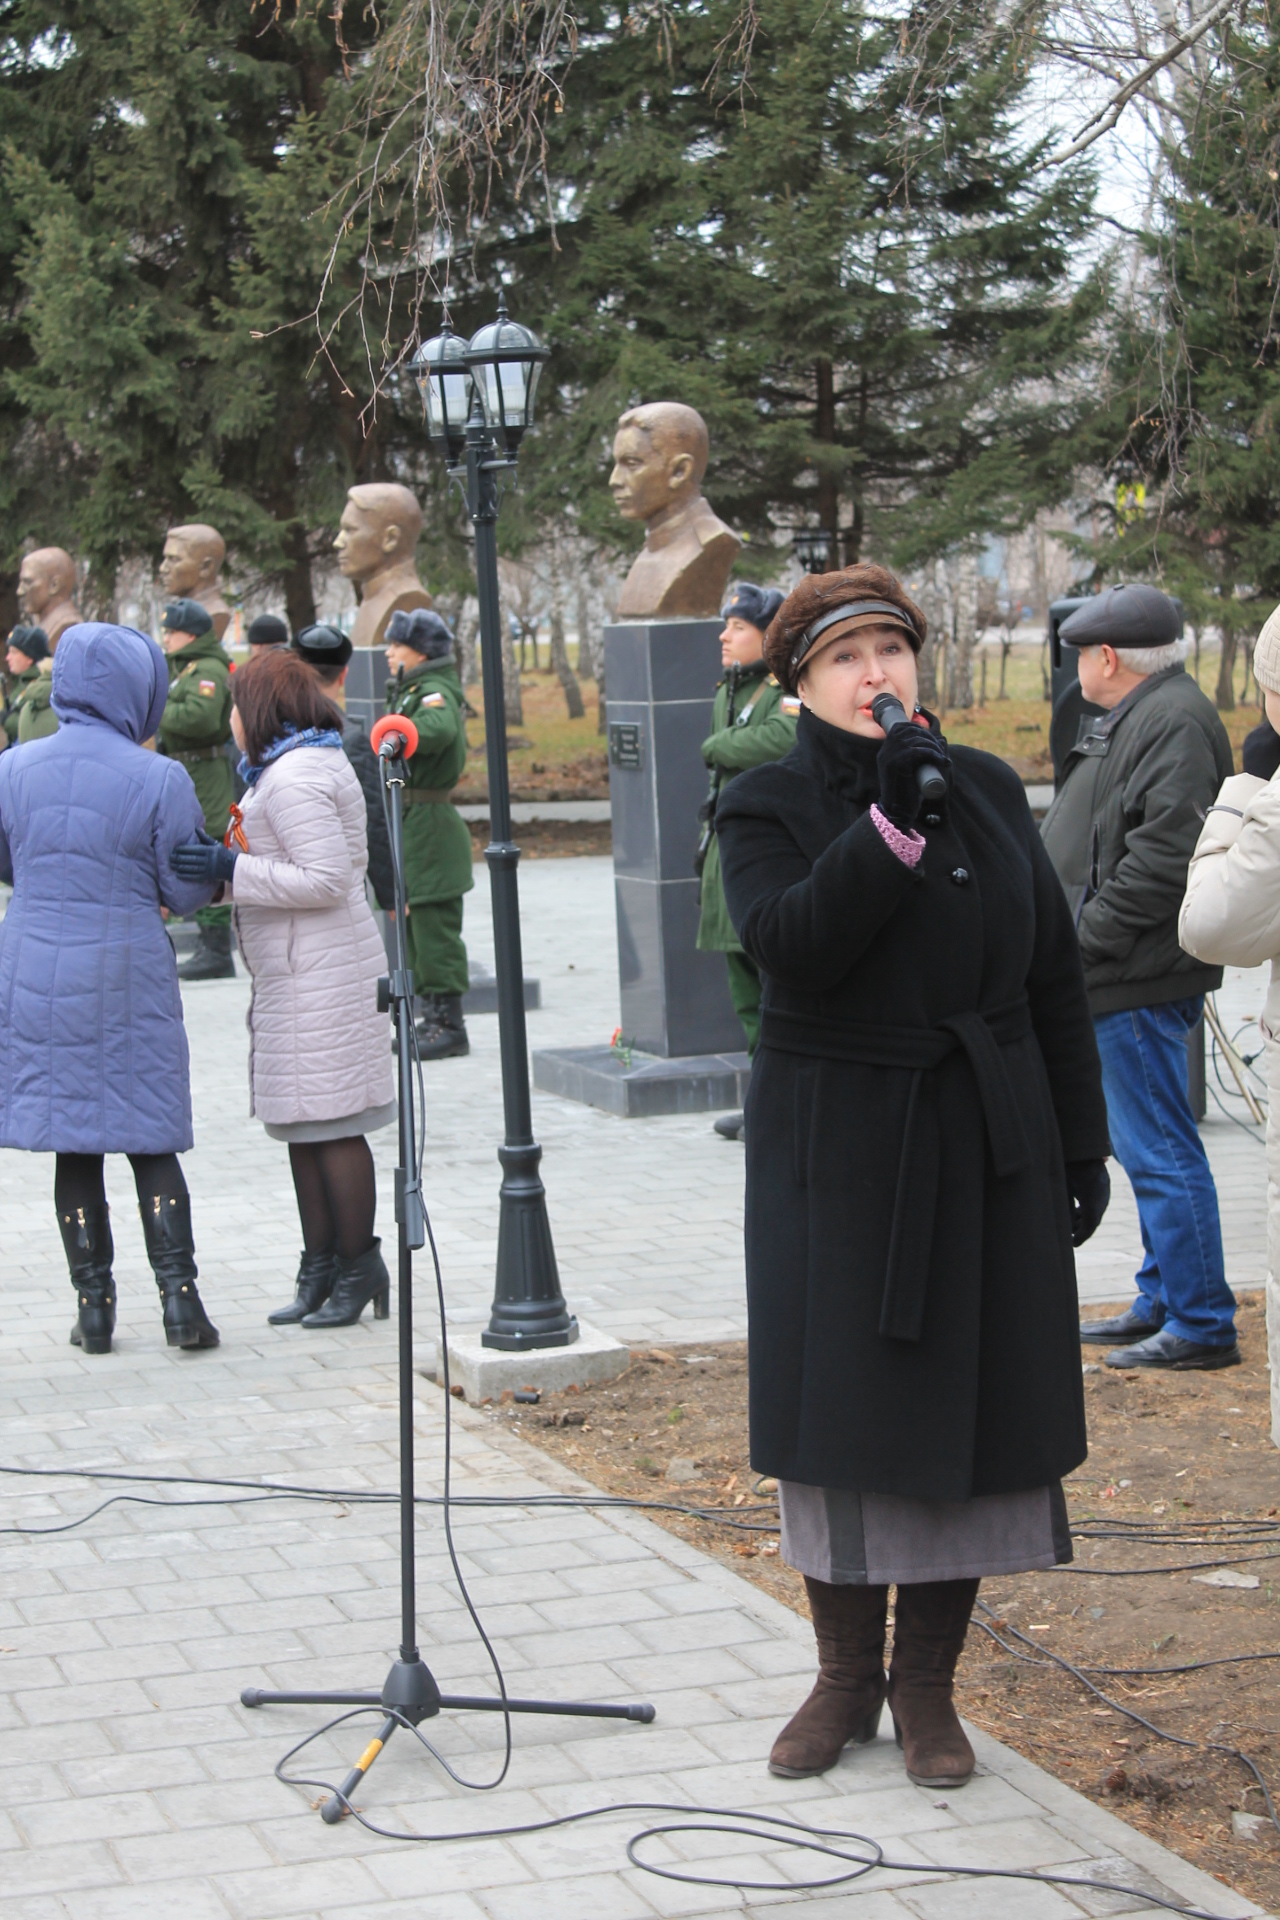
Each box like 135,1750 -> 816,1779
159,525 -> 232,641
17,548 -> 82,649
334,484 -> 432,648
610,403 -> 740,620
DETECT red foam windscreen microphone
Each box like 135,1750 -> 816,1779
371,714 -> 419,759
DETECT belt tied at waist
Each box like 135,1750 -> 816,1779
403,788 -> 458,806
168,743 -> 227,763
761,1000 -> 1034,1344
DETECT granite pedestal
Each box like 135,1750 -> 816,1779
342,641 -> 389,734
533,618 -> 751,1116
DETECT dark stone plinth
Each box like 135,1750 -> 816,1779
604,619 -> 742,1058
532,1044 -> 750,1118
343,644 -> 389,735
464,959 -> 541,1014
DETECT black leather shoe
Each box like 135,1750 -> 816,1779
713,1112 -> 745,1141
1106,1326 -> 1240,1371
1080,1304 -> 1164,1346
302,1240 -> 391,1328
415,994 -> 469,1060
268,1249 -> 336,1325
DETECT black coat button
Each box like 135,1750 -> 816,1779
951,867 -> 970,886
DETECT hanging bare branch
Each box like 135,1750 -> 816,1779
1045,0 -> 1238,162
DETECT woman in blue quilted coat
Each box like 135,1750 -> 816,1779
0,622 -> 221,1355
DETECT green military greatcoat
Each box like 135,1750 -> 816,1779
14,664 -> 59,746
385,659 -> 474,905
158,633 -> 234,839
696,665 -> 798,953
4,663 -> 44,746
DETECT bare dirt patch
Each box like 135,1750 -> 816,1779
486,1292 -> 1280,1913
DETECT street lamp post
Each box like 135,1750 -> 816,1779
413,299 -> 577,1352
792,526 -> 835,575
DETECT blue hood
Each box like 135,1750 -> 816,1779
51,623 -> 169,742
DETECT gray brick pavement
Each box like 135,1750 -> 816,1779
0,856 -> 1268,1916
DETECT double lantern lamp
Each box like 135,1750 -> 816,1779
412,294 -> 549,462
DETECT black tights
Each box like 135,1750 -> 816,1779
288,1136 -> 376,1264
55,1152 -> 187,1214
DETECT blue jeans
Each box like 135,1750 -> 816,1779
1093,997 -> 1236,1347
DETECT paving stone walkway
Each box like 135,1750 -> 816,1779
0,855 -> 1269,1918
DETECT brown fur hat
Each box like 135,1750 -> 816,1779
764,563 -> 927,695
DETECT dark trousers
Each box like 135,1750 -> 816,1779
726,950 -> 762,1056
405,896 -> 468,998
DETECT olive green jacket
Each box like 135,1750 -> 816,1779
158,634 -> 234,837
385,659 -> 474,903
696,666 -> 799,953
4,664 -> 44,746
14,664 -> 59,746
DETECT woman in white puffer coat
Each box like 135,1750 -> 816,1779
173,647 -> 395,1329
1179,606 -> 1280,1449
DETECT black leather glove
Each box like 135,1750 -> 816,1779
875,724 -> 951,828
171,828 -> 238,884
1066,1159 -> 1110,1247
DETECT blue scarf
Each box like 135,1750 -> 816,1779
239,724 -> 344,787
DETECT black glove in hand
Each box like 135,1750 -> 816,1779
1066,1159 -> 1110,1247
875,724 -> 951,829
171,830 -> 238,884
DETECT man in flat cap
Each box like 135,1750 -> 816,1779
158,598 -> 236,980
382,608 -> 473,1058
695,583 -> 798,1137
1041,582 -> 1239,1370
292,624 -> 394,913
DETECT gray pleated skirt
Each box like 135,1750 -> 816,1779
778,1478 -> 1073,1585
264,1100 -> 397,1145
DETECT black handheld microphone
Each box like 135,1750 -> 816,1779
870,693 -> 948,804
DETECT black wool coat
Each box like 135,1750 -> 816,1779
716,710 -> 1109,1503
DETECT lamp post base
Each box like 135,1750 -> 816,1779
482,1144 -> 577,1349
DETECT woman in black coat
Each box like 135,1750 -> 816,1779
716,564 -> 1110,1790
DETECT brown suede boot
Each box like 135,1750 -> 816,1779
887,1577 -> 979,1788
768,1578 -> 889,1778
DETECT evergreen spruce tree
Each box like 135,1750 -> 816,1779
0,1 -> 432,625
1084,1 -> 1280,706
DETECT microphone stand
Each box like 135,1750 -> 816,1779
240,727 -> 653,1820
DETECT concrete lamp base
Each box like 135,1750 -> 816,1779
421,1320 -> 629,1405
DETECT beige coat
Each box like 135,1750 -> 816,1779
1178,770 -> 1280,1446
228,744 -> 393,1128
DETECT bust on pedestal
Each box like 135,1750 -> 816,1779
533,403 -> 750,1117
336,483 -> 434,733
17,548 -> 82,650
159,525 -> 232,642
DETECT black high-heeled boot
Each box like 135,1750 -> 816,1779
301,1239 -> 391,1328
58,1201 -> 116,1355
138,1192 -> 220,1349
268,1249 -> 337,1325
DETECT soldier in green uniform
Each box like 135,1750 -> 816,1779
383,607 -> 474,1059
695,583 -> 796,1137
157,598 -> 235,980
3,627 -> 56,747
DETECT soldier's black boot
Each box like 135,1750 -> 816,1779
301,1240 -> 391,1328
178,923 -> 235,982
138,1192 -> 220,1349
59,1201 -> 116,1355
268,1249 -> 336,1325
415,993 -> 470,1060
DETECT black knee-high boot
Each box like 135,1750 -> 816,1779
138,1192 -> 219,1349
58,1201 -> 116,1355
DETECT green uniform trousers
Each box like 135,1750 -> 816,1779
405,896 -> 469,999
726,950 -> 761,1056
